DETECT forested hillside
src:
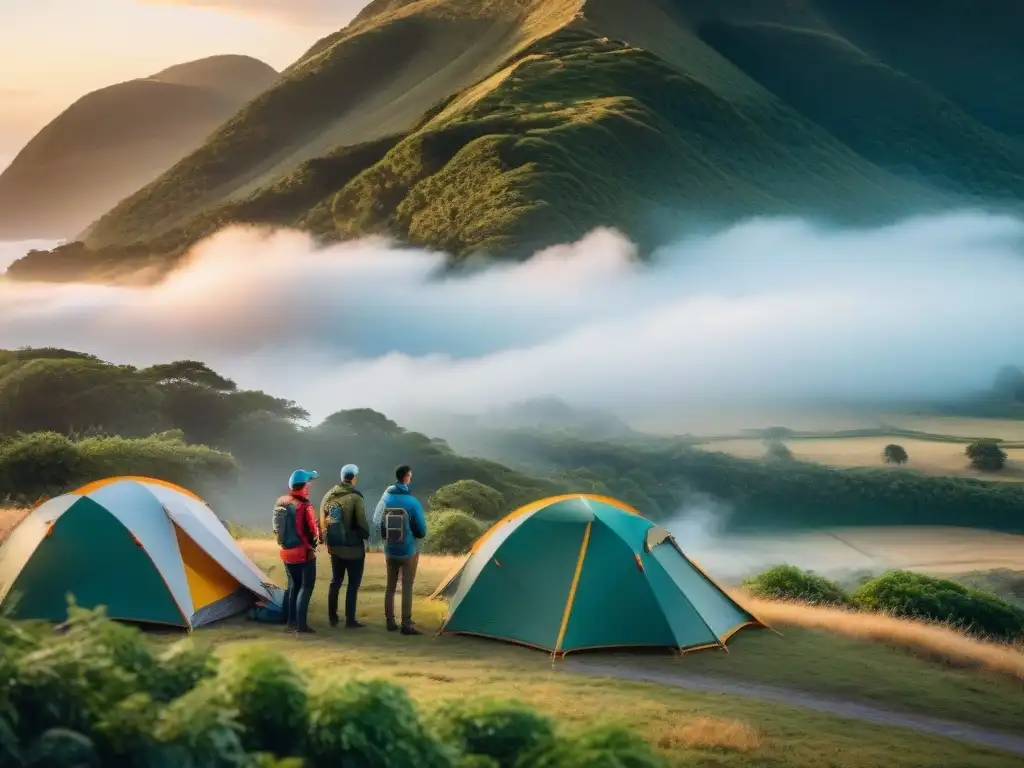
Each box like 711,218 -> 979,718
2,348 -> 1022,535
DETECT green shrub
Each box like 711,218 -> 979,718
25,728 -> 99,768
530,725 -> 666,768
429,481 -> 506,520
457,757 -> 500,768
0,715 -> 21,768
423,509 -> 485,555
154,681 -> 247,768
433,699 -> 557,767
220,648 -> 308,757
0,431 -> 236,503
852,570 -> 1024,641
76,434 -> 237,489
305,679 -> 451,768
93,693 -> 159,765
743,565 -> 851,606
0,584 -> 671,767
151,640 -> 218,703
6,605 -> 136,741
0,432 -> 84,503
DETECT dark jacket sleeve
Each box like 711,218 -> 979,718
353,495 -> 370,540
409,497 -> 427,540
304,501 -> 319,550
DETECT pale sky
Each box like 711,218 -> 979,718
0,0 -> 372,156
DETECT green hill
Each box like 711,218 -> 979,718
8,0 -> 1024,280
0,55 -> 278,241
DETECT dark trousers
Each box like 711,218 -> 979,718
384,553 -> 419,628
328,555 -> 365,624
284,559 -> 317,629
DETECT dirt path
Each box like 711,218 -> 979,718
564,660 -> 1024,756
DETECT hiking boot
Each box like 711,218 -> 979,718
345,619 -> 366,629
328,617 -> 339,628
386,620 -> 399,632
296,625 -> 317,634
400,625 -> 422,636
285,624 -> 297,633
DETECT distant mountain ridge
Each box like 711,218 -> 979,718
0,55 -> 278,241
6,0 -> 1024,282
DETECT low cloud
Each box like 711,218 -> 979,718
1,211 -> 1023,427
136,0 -> 370,26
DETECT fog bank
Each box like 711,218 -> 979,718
1,211 -> 1023,427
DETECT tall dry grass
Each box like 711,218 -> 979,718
653,716 -> 763,752
742,594 -> 1024,681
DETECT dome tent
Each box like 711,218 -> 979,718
432,494 -> 769,656
0,476 -> 274,629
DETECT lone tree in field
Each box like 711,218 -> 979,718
883,444 -> 909,465
965,439 -> 1007,471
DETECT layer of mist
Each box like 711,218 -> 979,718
1,211 -> 1023,431
664,500 -> 873,584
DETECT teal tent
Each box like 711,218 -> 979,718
433,494 -> 769,656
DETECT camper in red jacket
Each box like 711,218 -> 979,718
275,469 -> 319,633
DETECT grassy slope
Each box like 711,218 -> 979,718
813,0 -> 1024,139
13,0 -> 1024,277
0,56 -> 278,241
82,0 -> 584,248
196,545 -> 1024,767
698,20 -> 1024,199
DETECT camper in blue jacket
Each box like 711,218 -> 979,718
374,464 -> 427,634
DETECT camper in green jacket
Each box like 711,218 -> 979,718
319,464 -> 369,628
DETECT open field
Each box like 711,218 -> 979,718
189,542 -> 1024,766
680,526 -> 1024,584
699,435 -> 1024,481
883,416 -> 1024,442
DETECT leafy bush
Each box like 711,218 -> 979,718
852,570 -> 1024,641
0,431 -> 237,504
6,606 -> 137,742
423,509 -> 485,554
0,715 -> 21,767
0,602 -> 675,766
883,444 -> 909,464
432,699 -> 556,767
0,432 -> 86,504
530,725 -> 666,768
965,439 -> 1007,471
305,680 -> 450,768
220,649 -> 308,757
151,640 -> 218,703
154,681 -> 247,768
743,565 -> 850,606
92,693 -> 160,764
429,481 -> 506,520
25,728 -> 99,768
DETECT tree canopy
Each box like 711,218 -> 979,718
883,444 -> 909,465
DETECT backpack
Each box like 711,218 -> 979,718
325,502 -> 359,548
381,507 -> 408,546
272,499 -> 304,549
248,601 -> 286,624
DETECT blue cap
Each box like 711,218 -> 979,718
289,469 -> 318,487
341,464 -> 359,480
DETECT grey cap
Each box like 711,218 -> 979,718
341,464 -> 359,480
